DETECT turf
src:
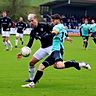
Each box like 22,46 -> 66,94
0,35 -> 96,96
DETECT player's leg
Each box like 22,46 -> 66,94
54,60 -> 91,70
7,31 -> 12,50
82,36 -> 89,49
26,48 -> 49,82
15,33 -> 19,48
92,32 -> 96,44
20,33 -> 24,45
22,63 -> 46,88
4,37 -> 9,50
26,56 -> 39,82
93,37 -> 96,44
22,53 -> 53,88
1,30 -> 9,50
85,36 -> 89,48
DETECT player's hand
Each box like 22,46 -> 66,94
65,37 -> 72,42
17,53 -> 22,59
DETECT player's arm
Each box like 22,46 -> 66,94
26,30 -> 35,48
41,30 -> 57,40
23,23 -> 27,30
80,27 -> 82,36
65,31 -> 72,42
65,37 -> 72,42
9,18 -> 13,28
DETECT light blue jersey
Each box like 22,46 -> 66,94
89,23 -> 96,33
80,24 -> 90,36
52,23 -> 67,52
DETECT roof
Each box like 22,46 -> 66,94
40,0 -> 96,7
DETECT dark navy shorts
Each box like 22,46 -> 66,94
82,36 -> 89,41
42,50 -> 63,68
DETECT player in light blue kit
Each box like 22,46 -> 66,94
22,14 -> 91,88
89,19 -> 96,44
80,18 -> 90,49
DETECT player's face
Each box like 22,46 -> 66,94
85,19 -> 88,24
51,19 -> 60,25
91,20 -> 95,24
29,18 -> 38,28
2,12 -> 7,17
19,17 -> 23,22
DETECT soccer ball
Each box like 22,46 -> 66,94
21,46 -> 31,57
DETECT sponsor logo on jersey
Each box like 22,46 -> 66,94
40,28 -> 44,31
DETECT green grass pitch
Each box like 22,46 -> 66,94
0,35 -> 95,96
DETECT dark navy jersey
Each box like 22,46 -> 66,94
27,22 -> 53,48
0,16 -> 13,31
16,21 -> 26,33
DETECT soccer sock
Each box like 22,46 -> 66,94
64,60 -> 80,70
79,62 -> 86,68
29,66 -> 36,80
3,41 -> 6,46
8,40 -> 12,48
85,41 -> 88,48
83,41 -> 86,48
15,39 -> 18,46
20,38 -> 23,43
33,70 -> 43,84
20,38 -> 24,45
20,38 -> 22,41
93,38 -> 96,44
5,41 -> 9,49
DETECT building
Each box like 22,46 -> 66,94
40,0 -> 96,18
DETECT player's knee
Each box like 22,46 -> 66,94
29,57 -> 39,66
54,61 -> 64,69
16,37 -> 19,39
3,39 -> 5,42
38,64 -> 45,71
53,63 -> 57,68
84,39 -> 87,42
29,60 -> 35,66
54,62 -> 60,68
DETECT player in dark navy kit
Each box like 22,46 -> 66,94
15,17 -> 26,48
17,14 -> 53,82
0,11 -> 13,50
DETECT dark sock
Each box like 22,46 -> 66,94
83,41 -> 86,48
85,41 -> 88,48
20,38 -> 22,41
93,38 -> 96,44
64,60 -> 80,70
33,70 -> 43,84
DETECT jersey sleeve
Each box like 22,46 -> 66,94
53,25 -> 59,34
9,17 -> 13,27
26,30 -> 35,48
23,23 -> 27,30
0,18 -> 1,28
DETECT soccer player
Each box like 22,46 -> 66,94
0,11 -> 13,51
80,18 -> 90,49
89,19 -> 96,44
15,17 -> 26,48
17,14 -> 53,82
22,14 -> 91,88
